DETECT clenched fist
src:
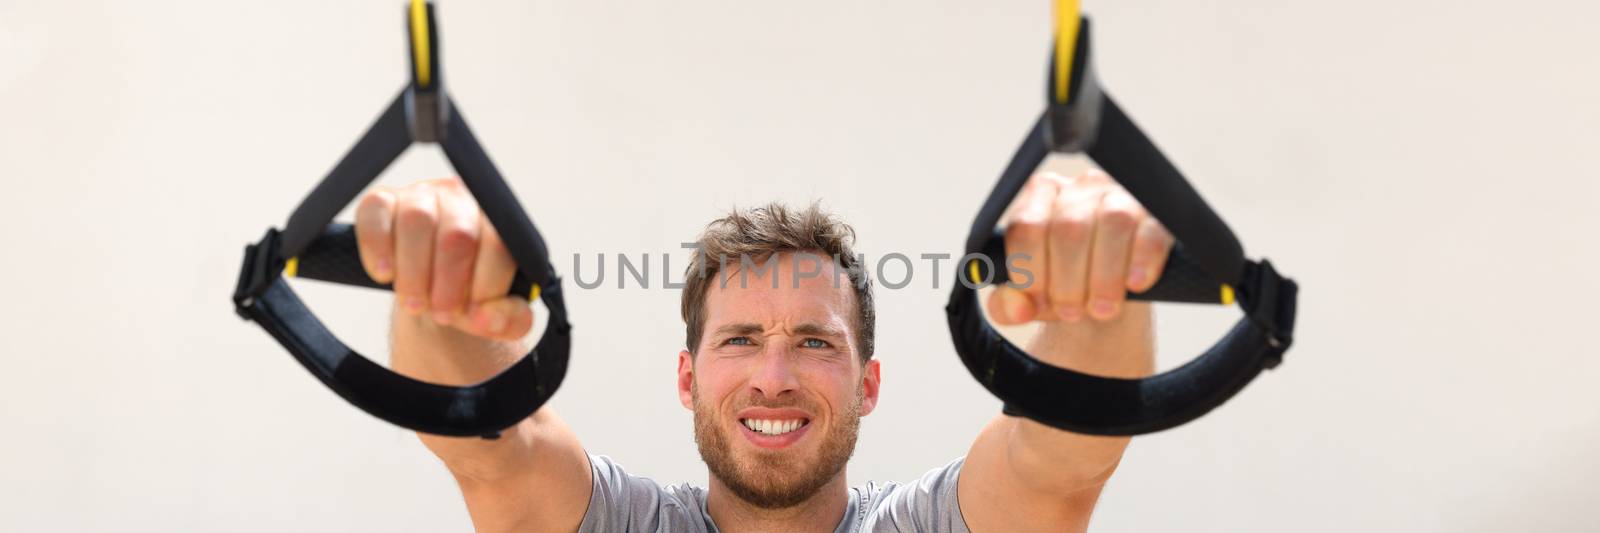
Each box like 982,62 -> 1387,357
987,169 -> 1174,325
354,177 -> 534,340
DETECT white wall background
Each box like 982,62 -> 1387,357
2,0 -> 1597,531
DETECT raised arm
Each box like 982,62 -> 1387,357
959,169 -> 1163,533
357,177 -> 592,533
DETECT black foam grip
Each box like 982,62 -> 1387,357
974,229 -> 1226,304
294,223 -> 538,298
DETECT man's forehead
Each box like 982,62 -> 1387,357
702,252 -> 855,323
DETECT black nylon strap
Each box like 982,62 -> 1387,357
441,101 -> 556,288
951,286 -> 1277,435
280,94 -> 411,258
238,264 -> 571,437
962,117 -> 1048,256
1089,96 -> 1244,286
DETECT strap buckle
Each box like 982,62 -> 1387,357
232,228 -> 284,319
1239,259 -> 1298,368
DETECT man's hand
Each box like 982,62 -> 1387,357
356,177 -> 592,533
354,176 -> 534,341
986,169 -> 1173,326
959,169 -> 1166,533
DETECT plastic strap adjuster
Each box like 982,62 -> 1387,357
1239,259 -> 1298,368
233,228 -> 285,319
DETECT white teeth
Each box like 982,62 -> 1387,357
742,418 -> 807,435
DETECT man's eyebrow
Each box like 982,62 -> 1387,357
712,323 -> 764,337
793,323 -> 847,339
710,322 -> 846,339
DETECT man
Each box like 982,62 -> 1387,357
351,168 -> 1171,532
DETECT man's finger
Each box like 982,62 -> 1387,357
1044,186 -> 1103,322
1086,192 -> 1141,321
1003,175 -> 1061,304
460,296 -> 535,341
1126,217 -> 1174,294
430,180 -> 481,325
986,285 -> 1038,326
393,184 -> 438,316
470,218 -> 519,303
354,187 -> 397,284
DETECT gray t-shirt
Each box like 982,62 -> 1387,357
578,454 -> 972,532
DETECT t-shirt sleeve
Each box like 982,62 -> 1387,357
860,457 -> 972,533
577,454 -> 672,533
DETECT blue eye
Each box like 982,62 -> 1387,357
726,337 -> 753,346
802,338 -> 830,349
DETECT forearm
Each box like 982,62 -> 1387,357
1001,302 -> 1156,493
388,304 -> 541,481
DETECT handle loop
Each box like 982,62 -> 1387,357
945,11 -> 1298,435
232,1 -> 570,439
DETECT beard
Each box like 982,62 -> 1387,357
692,382 -> 862,510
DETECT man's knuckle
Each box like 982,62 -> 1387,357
1007,219 -> 1048,244
396,201 -> 437,228
437,221 -> 475,247
1049,213 -> 1094,241
1099,206 -> 1139,231
358,190 -> 392,213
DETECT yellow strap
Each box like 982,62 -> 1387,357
410,0 -> 432,88
1220,284 -> 1235,306
968,260 -> 983,285
284,257 -> 299,277
529,284 -> 541,302
1053,0 -> 1081,103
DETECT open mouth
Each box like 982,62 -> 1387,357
734,405 -> 816,449
739,418 -> 811,436
736,416 -> 814,449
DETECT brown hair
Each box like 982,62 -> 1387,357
680,201 -> 875,362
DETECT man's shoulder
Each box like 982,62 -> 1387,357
852,457 -> 971,533
582,454 -> 711,533
854,456 -> 966,498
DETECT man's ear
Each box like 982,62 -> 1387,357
677,350 -> 695,410
859,358 -> 882,416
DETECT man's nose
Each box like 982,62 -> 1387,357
749,343 -> 800,399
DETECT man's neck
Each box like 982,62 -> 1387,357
705,475 -> 849,533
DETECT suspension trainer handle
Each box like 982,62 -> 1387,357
945,4 -> 1298,436
232,0 -> 572,439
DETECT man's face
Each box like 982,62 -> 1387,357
677,252 -> 881,509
